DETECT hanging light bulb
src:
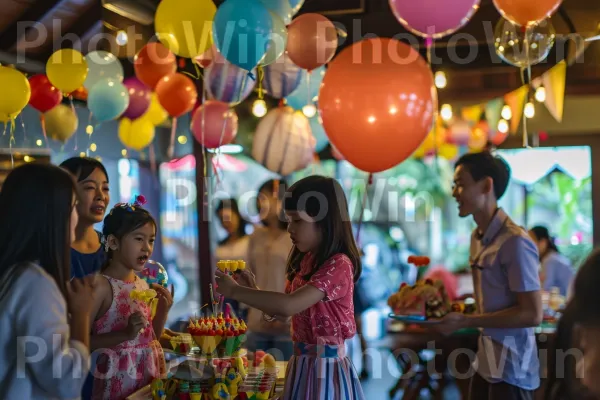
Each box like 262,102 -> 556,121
302,104 -> 317,118
434,71 -> 447,89
524,102 -> 535,118
498,119 -> 509,133
86,125 -> 94,135
535,86 -> 546,102
252,99 -> 267,118
440,104 -> 453,121
501,105 -> 512,120
116,30 -> 128,46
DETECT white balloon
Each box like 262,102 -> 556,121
252,107 -> 315,175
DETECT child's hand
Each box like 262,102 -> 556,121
152,283 -> 174,314
236,269 -> 258,290
126,311 -> 147,339
214,270 -> 239,298
67,275 -> 96,315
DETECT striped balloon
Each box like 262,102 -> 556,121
262,53 -> 304,99
252,107 -> 315,175
204,61 -> 257,105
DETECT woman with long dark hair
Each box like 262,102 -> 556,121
60,157 -> 111,278
0,163 -> 94,398
215,198 -> 249,260
529,226 -> 575,297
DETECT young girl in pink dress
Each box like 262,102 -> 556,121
215,176 -> 365,399
89,196 -> 173,400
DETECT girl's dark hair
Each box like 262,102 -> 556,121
0,163 -> 76,302
216,198 -> 247,245
60,156 -> 109,182
102,203 -> 157,265
530,226 -> 559,253
284,175 -> 362,283
545,249 -> 600,400
257,179 -> 288,230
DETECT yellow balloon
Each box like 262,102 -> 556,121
46,49 -> 88,94
119,117 -> 155,151
0,67 -> 30,119
439,143 -> 460,160
44,104 -> 78,142
155,0 -> 216,58
143,94 -> 168,126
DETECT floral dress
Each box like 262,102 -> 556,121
91,275 -> 166,400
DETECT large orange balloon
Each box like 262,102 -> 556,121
493,0 -> 562,27
156,73 -> 198,117
134,43 -> 177,89
319,38 -> 436,173
286,13 -> 338,71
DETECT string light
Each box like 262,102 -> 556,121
434,71 -> 447,89
440,104 -> 453,121
79,152 -> 86,157
501,105 -> 512,120
252,99 -> 267,118
116,31 -> 128,46
498,119 -> 509,133
535,86 -> 546,103
36,139 -> 42,146
178,135 -> 188,144
86,125 -> 94,135
23,155 -> 31,162
524,102 -> 535,119
90,143 -> 97,152
121,149 -> 127,157
302,104 -> 317,118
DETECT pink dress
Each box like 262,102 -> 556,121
91,275 -> 166,400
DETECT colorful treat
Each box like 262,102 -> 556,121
407,255 -> 431,267
388,278 -> 451,319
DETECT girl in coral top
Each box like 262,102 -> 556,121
216,176 -> 365,400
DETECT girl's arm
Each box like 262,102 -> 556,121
89,277 -> 145,350
216,271 -> 324,317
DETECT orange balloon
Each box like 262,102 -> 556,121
319,38 -> 436,173
156,73 -> 198,117
286,13 -> 338,71
493,0 -> 562,27
134,43 -> 177,89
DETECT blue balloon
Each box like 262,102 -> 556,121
258,0 -> 293,24
87,79 -> 129,122
289,0 -> 304,14
285,66 -> 326,110
309,115 -> 329,152
213,0 -> 273,72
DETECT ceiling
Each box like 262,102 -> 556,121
1,0 -> 600,101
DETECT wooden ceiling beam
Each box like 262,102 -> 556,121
0,0 -> 63,50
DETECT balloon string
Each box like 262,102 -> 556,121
40,114 -> 50,149
19,114 -> 26,145
201,86 -> 208,180
86,112 -> 94,157
181,60 -> 203,80
356,174 -> 373,245
306,72 -> 312,107
168,117 -> 177,159
69,96 -> 77,151
149,143 -> 157,178
9,117 -> 16,169
257,66 -> 264,100
522,27 -> 532,148
426,37 -> 433,65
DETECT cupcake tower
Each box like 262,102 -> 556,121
188,312 -> 248,357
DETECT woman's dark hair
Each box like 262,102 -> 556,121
530,226 -> 559,253
216,198 -> 247,245
60,157 -> 109,182
284,175 -> 362,283
544,249 -> 600,399
455,151 -> 511,200
102,203 -> 157,265
257,179 -> 288,230
0,163 -> 76,302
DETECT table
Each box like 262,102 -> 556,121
379,322 -> 556,400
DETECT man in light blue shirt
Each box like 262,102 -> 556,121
434,151 -> 543,399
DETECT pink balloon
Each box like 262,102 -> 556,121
389,0 -> 481,39
191,100 -> 238,149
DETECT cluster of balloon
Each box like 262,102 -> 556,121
494,18 -> 556,68
191,100 -> 239,149
389,0 -> 481,39
262,53 -> 304,99
493,0 -> 562,27
319,38 -> 436,173
252,107 -> 315,176
204,61 -> 257,105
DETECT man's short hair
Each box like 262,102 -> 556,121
455,151 -> 511,200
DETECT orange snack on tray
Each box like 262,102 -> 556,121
407,255 -> 431,267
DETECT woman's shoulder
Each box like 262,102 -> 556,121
7,262 -> 63,307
